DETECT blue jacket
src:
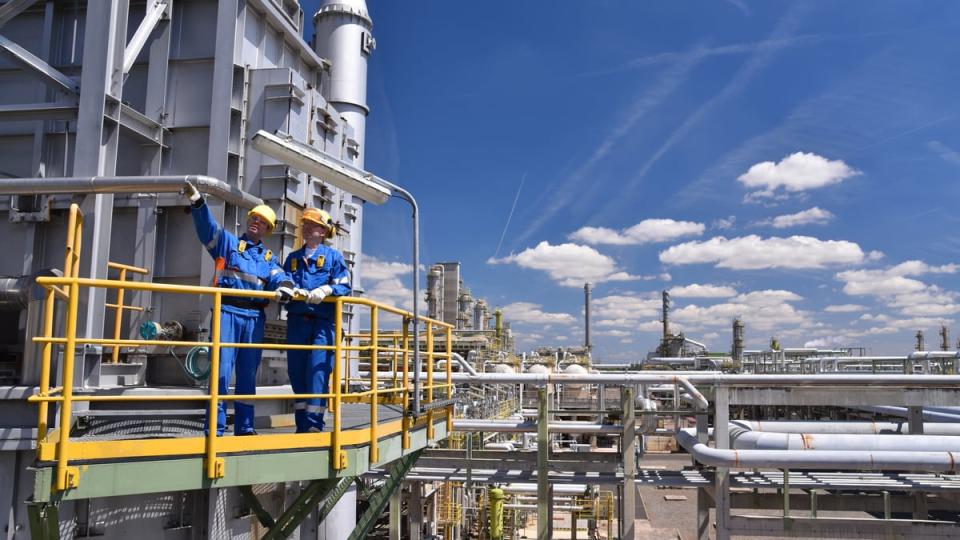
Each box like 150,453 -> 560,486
283,244 -> 352,319
191,201 -> 290,315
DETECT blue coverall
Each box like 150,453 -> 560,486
191,201 -> 289,435
283,244 -> 352,432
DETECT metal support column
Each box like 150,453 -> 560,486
73,0 -> 129,341
697,487 -> 710,540
350,450 -> 423,540
621,386 -> 636,540
908,406 -> 928,520
714,385 -> 731,540
408,481 -> 423,540
238,486 -> 277,528
389,485 -> 402,540
537,387 -> 552,540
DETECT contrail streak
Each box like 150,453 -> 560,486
494,173 -> 526,259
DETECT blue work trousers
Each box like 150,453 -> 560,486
210,309 -> 264,435
286,314 -> 335,432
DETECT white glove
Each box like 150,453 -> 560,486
275,286 -> 295,303
293,288 -> 309,300
183,181 -> 202,202
306,285 -> 333,304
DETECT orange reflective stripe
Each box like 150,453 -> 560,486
213,257 -> 226,286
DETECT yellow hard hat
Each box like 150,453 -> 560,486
247,204 -> 277,232
301,207 -> 336,236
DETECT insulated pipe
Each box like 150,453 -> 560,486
731,420 -> 960,436
0,175 -> 263,209
501,484 -> 589,494
730,431 -> 960,452
647,357 -> 721,370
0,276 -> 32,311
450,352 -> 478,376
856,406 -> 960,423
453,420 -> 623,434
676,429 -> 960,472
446,372 -> 960,386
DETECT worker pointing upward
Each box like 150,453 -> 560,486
283,208 -> 352,433
183,182 -> 295,436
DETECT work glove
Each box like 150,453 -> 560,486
293,288 -> 310,300
306,285 -> 334,304
275,286 -> 296,303
182,181 -> 203,207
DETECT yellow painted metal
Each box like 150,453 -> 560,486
426,324 -> 435,439
446,327 -> 453,434
35,286 -> 55,447
369,305 -> 379,464
106,261 -> 149,363
332,297 -> 344,469
205,291 -> 223,478
32,209 -> 454,489
401,317 -> 410,449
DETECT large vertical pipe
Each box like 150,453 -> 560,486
584,283 -> 592,350
488,487 -> 504,540
941,325 -> 950,352
916,330 -> 925,352
661,290 -> 670,340
732,317 -> 744,370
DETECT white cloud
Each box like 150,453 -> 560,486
671,289 -> 811,333
359,256 -> 416,310
659,235 -> 867,270
501,302 -> 576,326
836,260 -> 960,320
363,256 -> 413,281
488,241 -> 643,287
824,304 -> 866,313
738,152 -> 859,200
763,207 -> 834,228
569,219 -> 705,246
712,216 -> 737,230
668,283 -> 738,298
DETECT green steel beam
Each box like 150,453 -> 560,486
348,450 -> 423,540
238,486 -> 276,528
32,420 -> 447,502
263,479 -> 340,540
27,502 -> 59,540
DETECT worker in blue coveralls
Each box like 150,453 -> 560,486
283,207 -> 352,433
183,182 -> 295,436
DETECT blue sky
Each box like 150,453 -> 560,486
306,1 -> 960,360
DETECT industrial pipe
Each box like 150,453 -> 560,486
676,429 -> 960,472
447,372 -> 960,386
453,420 -> 623,434
730,420 -> 960,436
730,430 -> 960,452
451,352 -> 478,376
0,175 -> 263,209
0,275 -> 32,311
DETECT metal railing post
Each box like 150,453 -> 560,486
110,267 -> 127,363
369,305 -> 379,463
446,326 -> 453,434
401,317 -> 410,449
36,287 -> 55,446
426,323 -> 434,439
332,297 -> 345,469
205,291 -> 223,478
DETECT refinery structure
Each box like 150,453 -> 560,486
1,1 -> 960,539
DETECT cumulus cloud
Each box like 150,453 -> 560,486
738,152 -> 859,201
824,304 -> 866,313
362,256 -> 414,309
712,215 -> 737,230
671,289 -> 812,333
668,283 -> 738,298
569,218 -> 705,245
501,302 -> 576,325
836,260 -> 960,320
659,235 -> 868,270
488,241 -> 644,287
759,207 -> 834,229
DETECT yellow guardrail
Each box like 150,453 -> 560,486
105,261 -> 149,363
29,204 -> 454,491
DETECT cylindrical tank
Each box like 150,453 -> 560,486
426,265 -> 443,320
313,0 -> 374,167
732,317 -> 744,366
526,364 -> 550,375
473,299 -> 488,330
563,363 -> 588,392
495,309 -> 503,341
488,487 -> 505,540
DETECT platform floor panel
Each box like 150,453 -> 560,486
71,404 -> 404,440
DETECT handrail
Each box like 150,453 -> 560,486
106,261 -> 149,363
30,209 -> 453,491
